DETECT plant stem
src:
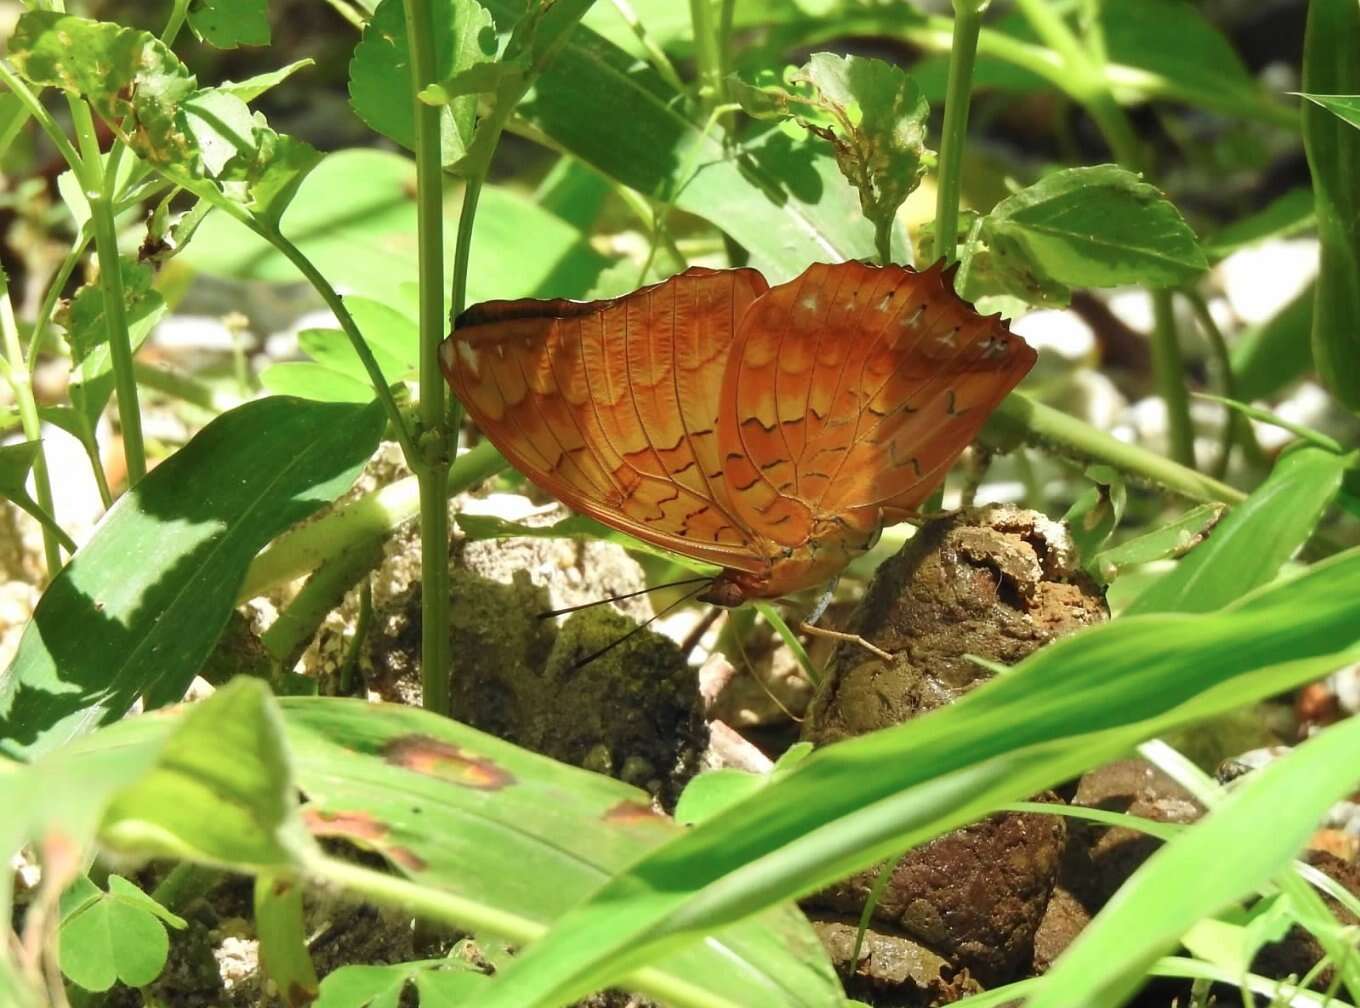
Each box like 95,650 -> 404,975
1184,291 -> 1258,477
933,0 -> 985,265
306,854 -> 745,1008
0,288 -> 62,574
982,392 -> 1240,505
402,0 -> 451,716
1151,287 -> 1195,467
240,440 -> 506,601
1011,0 -> 1196,469
70,100 -> 147,486
689,0 -> 724,112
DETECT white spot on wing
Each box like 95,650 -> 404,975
456,339 -> 480,374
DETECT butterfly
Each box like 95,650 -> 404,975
440,260 -> 1036,609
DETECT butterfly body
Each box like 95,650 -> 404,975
441,260 -> 1036,607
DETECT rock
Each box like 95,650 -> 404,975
800,505 -> 1108,1000
813,920 -> 984,1006
1032,759 -> 1204,972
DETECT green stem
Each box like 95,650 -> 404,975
607,0 -> 687,95
132,361 -> 241,415
0,62 -> 83,172
0,288 -> 63,574
71,99 -> 147,485
305,854 -> 744,1008
689,0 -> 724,112
932,0 -> 985,265
403,0 -> 451,716
982,392 -> 1240,505
1151,289 -> 1195,466
239,440 -> 506,602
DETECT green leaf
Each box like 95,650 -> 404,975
1061,464 -> 1126,576
421,60 -> 525,103
58,875 -> 172,991
1124,445 -> 1351,616
187,0 -> 270,47
317,960 -> 487,1007
255,873 -> 319,1005
0,441 -> 41,504
10,13 -> 320,228
982,165 -> 1207,289
675,769 -> 767,827
1091,503 -> 1225,582
348,0 -> 498,165
480,0 -> 879,277
184,149 -> 610,311
0,397 -> 386,760
1297,92 -> 1360,131
260,363 -> 378,404
731,53 -> 931,254
1028,715 -> 1360,1008
283,699 -> 844,1008
1302,1 -> 1360,411
100,679 -> 310,869
1231,282 -> 1314,402
221,60 -> 316,104
1203,187 -> 1315,261
57,259 -> 165,366
465,547 -> 1360,1007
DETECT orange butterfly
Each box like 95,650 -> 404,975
440,260 -> 1035,608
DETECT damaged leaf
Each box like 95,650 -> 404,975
187,0 -> 270,48
1062,465 -> 1127,579
732,53 -> 931,260
10,12 -> 320,228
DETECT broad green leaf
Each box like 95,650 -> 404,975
1297,93 -> 1360,131
1302,1 -> 1360,411
467,548 -> 1360,1007
291,327 -> 411,388
982,165 -> 1207,289
731,53 -> 930,252
0,398 -> 386,759
482,0 -> 879,278
1125,445 -> 1350,616
534,156 -> 610,231
56,259 -> 165,366
348,0 -> 497,164
1097,0 -> 1254,108
10,13 -> 320,228
347,298 -> 420,372
100,679 -> 310,869
184,149 -> 610,310
260,362 -> 378,404
283,699 -> 844,1008
675,745 -> 812,826
58,875 -> 173,991
1029,714 -> 1360,1008
317,961 -> 487,1007
1091,504 -> 1224,582
187,0 -> 270,47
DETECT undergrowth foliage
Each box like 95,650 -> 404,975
0,1 -> 1356,1007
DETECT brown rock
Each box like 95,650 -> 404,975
800,506 -> 1108,1000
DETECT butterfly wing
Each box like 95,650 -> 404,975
442,266 -> 770,573
719,261 -> 1036,542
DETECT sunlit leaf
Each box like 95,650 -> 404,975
187,0 -> 270,48
982,165 -> 1207,289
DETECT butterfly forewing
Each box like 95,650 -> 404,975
442,267 -> 769,573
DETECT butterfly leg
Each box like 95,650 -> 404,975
797,621 -> 893,663
803,578 -> 839,626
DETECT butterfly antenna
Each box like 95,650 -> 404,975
537,576 -> 712,620
569,582 -> 710,672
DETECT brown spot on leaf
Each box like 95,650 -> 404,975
383,734 -> 515,790
271,877 -> 293,897
303,808 -> 389,842
602,800 -> 669,828
387,846 -> 429,872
